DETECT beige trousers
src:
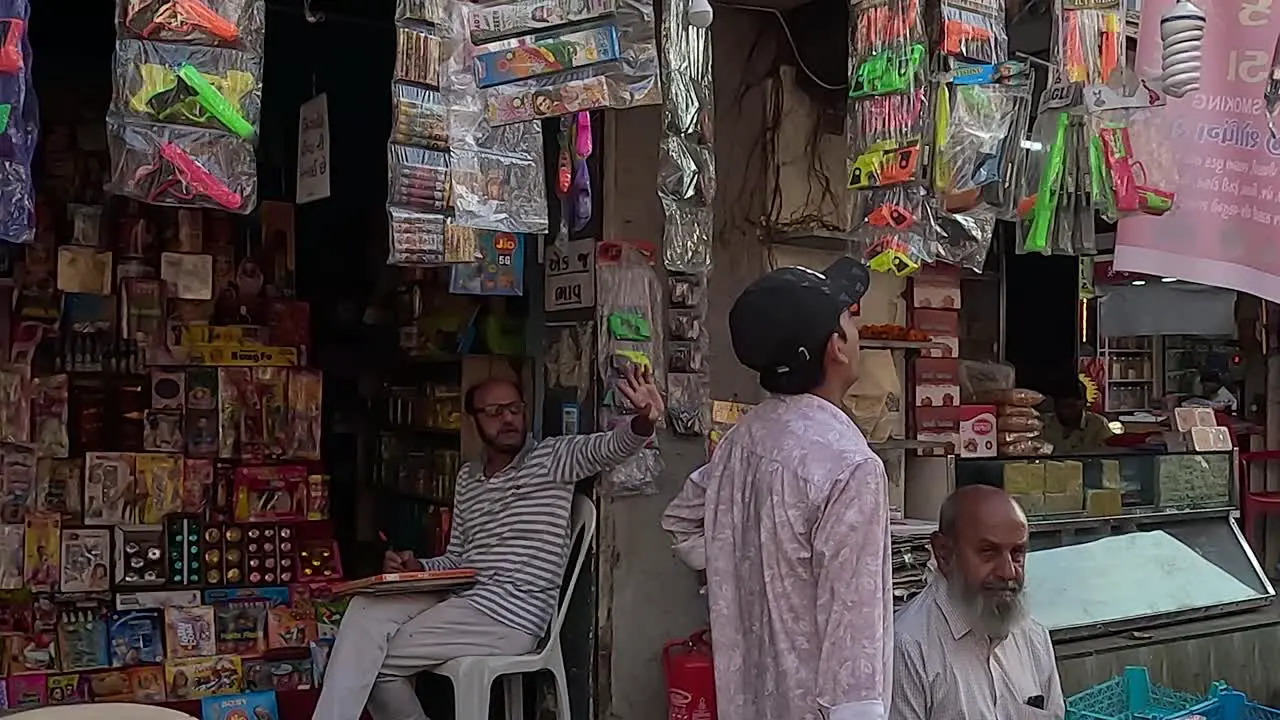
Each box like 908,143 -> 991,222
312,593 -> 537,720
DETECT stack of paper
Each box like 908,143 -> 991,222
890,520 -> 935,607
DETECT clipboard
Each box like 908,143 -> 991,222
332,569 -> 478,596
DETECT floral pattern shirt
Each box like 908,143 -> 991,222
662,393 -> 892,720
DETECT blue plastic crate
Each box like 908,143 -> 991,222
1168,689 -> 1280,720
1068,667 -> 1208,720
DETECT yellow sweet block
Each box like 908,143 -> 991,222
1100,459 -> 1121,490
1061,460 -> 1084,495
1086,488 -> 1123,517
1042,492 -> 1083,514
1009,493 -> 1045,515
1003,462 -> 1046,495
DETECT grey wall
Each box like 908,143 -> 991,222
596,9 -> 777,718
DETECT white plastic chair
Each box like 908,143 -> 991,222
9,704 -> 194,719
433,494 -> 597,720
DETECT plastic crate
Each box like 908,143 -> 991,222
1068,667 -> 1208,720
1168,689 -> 1280,720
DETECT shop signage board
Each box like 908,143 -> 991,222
544,238 -> 596,311
1118,4 -> 1280,302
296,94 -> 331,204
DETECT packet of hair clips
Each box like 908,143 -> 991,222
387,208 -> 447,266
469,0 -> 618,43
395,23 -> 443,88
112,40 -> 263,139
847,89 -> 928,190
388,145 -> 451,213
450,148 -> 548,233
117,0 -> 267,52
666,373 -> 709,437
106,119 -> 257,214
937,0 -> 1007,64
848,0 -> 927,99
390,84 -> 448,150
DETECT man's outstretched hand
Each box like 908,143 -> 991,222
618,363 -> 664,423
383,549 -> 417,573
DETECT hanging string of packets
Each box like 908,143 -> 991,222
1017,77 -> 1178,256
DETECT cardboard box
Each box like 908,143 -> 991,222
1086,489 -> 1123,517
958,405 -> 997,457
912,266 -> 962,309
1003,462 -> 1046,494
914,309 -> 959,336
917,384 -> 961,407
915,406 -> 959,433
921,336 -> 959,358
912,358 -> 960,385
915,431 -> 958,456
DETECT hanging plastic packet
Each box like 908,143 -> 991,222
117,0 -> 267,51
852,184 -> 936,276
938,0 -> 1007,64
461,0 -> 658,125
438,0 -> 549,233
933,208 -> 995,272
390,84 -> 448,150
113,40 -> 263,139
388,145 -> 451,213
387,208 -> 447,266
667,373 -> 709,437
105,118 -> 256,213
846,0 -> 928,191
933,63 -> 1029,213
1055,0 -> 1125,85
1083,78 -> 1178,221
0,0 -> 34,245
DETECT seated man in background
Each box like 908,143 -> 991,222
1041,380 -> 1112,454
892,485 -> 1064,720
314,366 -> 663,720
1186,369 -> 1238,413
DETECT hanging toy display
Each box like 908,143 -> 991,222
1017,79 -> 1099,256
0,0 -> 35,244
1055,0 -> 1125,84
107,0 -> 265,213
1159,0 -> 1205,99
1084,79 -> 1178,220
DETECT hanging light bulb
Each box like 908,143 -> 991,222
1160,0 -> 1206,98
688,0 -> 713,28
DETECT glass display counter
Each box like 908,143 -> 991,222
955,450 -> 1235,519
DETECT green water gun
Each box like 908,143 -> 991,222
1026,111 -> 1069,253
850,44 -> 926,98
175,63 -> 255,140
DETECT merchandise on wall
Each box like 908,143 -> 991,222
0,0 -> 37,245
106,0 -> 265,214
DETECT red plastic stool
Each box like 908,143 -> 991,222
1238,451 -> 1280,556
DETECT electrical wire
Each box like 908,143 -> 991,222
712,1 -> 848,90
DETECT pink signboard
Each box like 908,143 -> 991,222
1117,2 -> 1280,302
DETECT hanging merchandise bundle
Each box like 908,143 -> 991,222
844,0 -> 1182,274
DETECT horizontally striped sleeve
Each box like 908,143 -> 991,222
547,422 -> 648,484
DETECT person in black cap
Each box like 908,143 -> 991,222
662,258 -> 892,720
728,256 -> 872,397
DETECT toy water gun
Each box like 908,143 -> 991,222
865,236 -> 921,277
1096,125 -> 1139,212
133,141 -> 243,210
126,0 -> 240,45
129,63 -> 256,138
1025,111 -> 1069,252
850,44 -> 926,98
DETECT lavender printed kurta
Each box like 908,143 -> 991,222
663,393 -> 892,720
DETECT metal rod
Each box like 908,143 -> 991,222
1016,51 -> 1055,71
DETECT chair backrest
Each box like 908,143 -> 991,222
545,494 -> 597,645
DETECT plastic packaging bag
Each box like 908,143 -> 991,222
390,84 -> 448,150
1055,0 -> 1125,86
667,372 -> 708,436
0,0 -> 35,245
388,145 -> 451,213
973,387 -> 1043,406
851,184 -> 936,276
939,0 -> 1007,63
117,0 -> 266,52
999,438 -> 1053,456
934,82 -> 1022,203
387,208 -> 447,266
959,359 -> 1015,401
1084,79 -> 1178,221
113,40 -> 262,138
106,119 -> 256,213
997,414 -> 1043,432
997,405 -> 1040,418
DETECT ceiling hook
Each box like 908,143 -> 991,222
303,0 -> 326,23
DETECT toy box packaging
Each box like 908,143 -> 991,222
165,655 -> 243,700
8,673 -> 47,710
215,600 -> 268,656
164,605 -> 216,658
131,665 -> 167,703
109,610 -> 165,666
46,672 -> 90,705
267,606 -> 315,650
88,669 -> 136,702
202,689 -> 279,720
59,528 -> 110,593
23,512 -> 59,592
57,605 -> 110,671
244,658 -> 313,692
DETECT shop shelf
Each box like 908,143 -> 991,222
859,339 -> 944,351
1067,666 -> 1207,720
1168,689 -> 1280,720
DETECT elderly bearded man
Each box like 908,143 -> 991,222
891,485 -> 1064,720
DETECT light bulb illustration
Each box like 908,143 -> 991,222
1160,0 -> 1205,98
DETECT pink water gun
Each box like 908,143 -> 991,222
134,141 -> 243,210
1098,125 -> 1140,213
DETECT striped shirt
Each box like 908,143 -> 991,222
419,424 -> 647,636
891,575 -> 1064,720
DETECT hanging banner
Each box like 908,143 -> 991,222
1118,3 -> 1280,302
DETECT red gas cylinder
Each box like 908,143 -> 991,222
663,630 -> 717,720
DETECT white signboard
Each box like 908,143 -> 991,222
545,238 -> 596,311
296,94 -> 331,204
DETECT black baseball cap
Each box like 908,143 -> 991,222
729,257 -> 871,394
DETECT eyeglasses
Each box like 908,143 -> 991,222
475,401 -> 526,419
